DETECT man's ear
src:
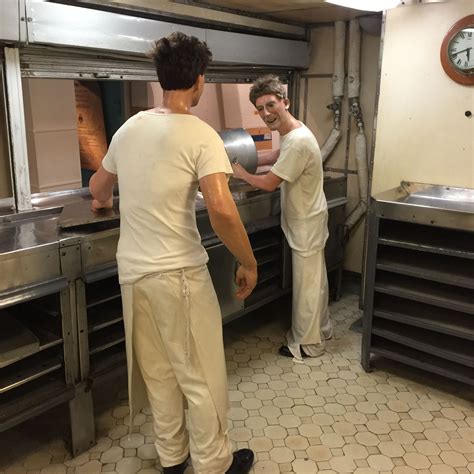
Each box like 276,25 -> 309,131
194,74 -> 205,90
284,98 -> 290,110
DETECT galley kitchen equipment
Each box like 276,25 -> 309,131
0,1 -> 347,443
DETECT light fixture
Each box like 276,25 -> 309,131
325,0 -> 401,12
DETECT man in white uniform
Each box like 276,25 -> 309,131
90,32 -> 256,474
232,74 -> 333,361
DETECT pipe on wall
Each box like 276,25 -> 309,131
344,18 -> 369,236
322,20 -> 345,164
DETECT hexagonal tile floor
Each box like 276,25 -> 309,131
0,291 -> 473,474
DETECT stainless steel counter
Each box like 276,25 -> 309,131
373,181 -> 474,231
0,176 -> 346,254
0,192 -> 270,252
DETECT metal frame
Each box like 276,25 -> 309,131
0,0 -> 25,43
361,194 -> 474,385
360,11 -> 386,310
53,0 -> 307,40
361,205 -> 379,371
59,239 -> 96,454
26,0 -> 309,68
0,63 -> 14,200
4,47 -> 31,211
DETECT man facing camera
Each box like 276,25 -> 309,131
232,74 -> 333,361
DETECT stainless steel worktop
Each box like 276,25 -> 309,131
0,175 -> 346,256
373,181 -> 474,231
0,185 -> 276,255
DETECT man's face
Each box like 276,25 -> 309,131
255,94 -> 289,134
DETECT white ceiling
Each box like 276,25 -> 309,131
192,0 -> 374,24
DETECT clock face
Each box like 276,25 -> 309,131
448,27 -> 474,71
440,15 -> 474,85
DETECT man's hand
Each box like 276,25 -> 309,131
235,264 -> 258,300
91,196 -> 113,212
231,162 -> 248,181
89,165 -> 117,209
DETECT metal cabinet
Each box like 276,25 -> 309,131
362,184 -> 474,386
75,229 -> 125,396
0,240 -> 92,455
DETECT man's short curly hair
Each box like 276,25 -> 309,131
150,32 -> 212,90
249,74 -> 287,106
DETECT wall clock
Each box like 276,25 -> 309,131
440,15 -> 474,85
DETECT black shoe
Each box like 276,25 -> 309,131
226,448 -> 254,474
163,459 -> 187,474
278,345 -> 309,358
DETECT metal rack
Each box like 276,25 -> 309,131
362,183 -> 474,386
0,240 -> 84,449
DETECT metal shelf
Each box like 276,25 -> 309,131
90,345 -> 126,382
374,272 -> 474,315
373,294 -> 474,341
89,324 -> 125,355
377,246 -> 474,289
0,354 -> 62,393
18,310 -> 63,347
1,327 -> 63,369
372,319 -> 473,368
246,279 -> 281,307
257,263 -> 280,285
256,248 -> 281,267
378,219 -> 474,260
249,232 -> 281,252
0,376 -> 73,431
86,277 -> 121,309
0,277 -> 68,310
371,336 -> 474,386
28,293 -> 62,317
87,299 -> 123,333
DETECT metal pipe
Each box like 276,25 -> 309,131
348,19 -> 361,99
4,47 -> 32,211
344,18 -> 369,236
322,21 -> 346,164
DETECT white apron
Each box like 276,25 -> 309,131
287,248 -> 330,360
120,265 -> 232,473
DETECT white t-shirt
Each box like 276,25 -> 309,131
271,123 -> 328,255
102,112 -> 232,284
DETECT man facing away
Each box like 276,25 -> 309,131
232,74 -> 333,361
90,32 -> 256,474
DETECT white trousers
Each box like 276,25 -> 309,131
287,249 -> 332,360
131,265 -> 233,473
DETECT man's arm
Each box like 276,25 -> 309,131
199,173 -> 257,300
257,149 -> 280,167
231,163 -> 283,192
89,165 -> 118,211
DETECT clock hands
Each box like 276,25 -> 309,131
451,46 -> 472,57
